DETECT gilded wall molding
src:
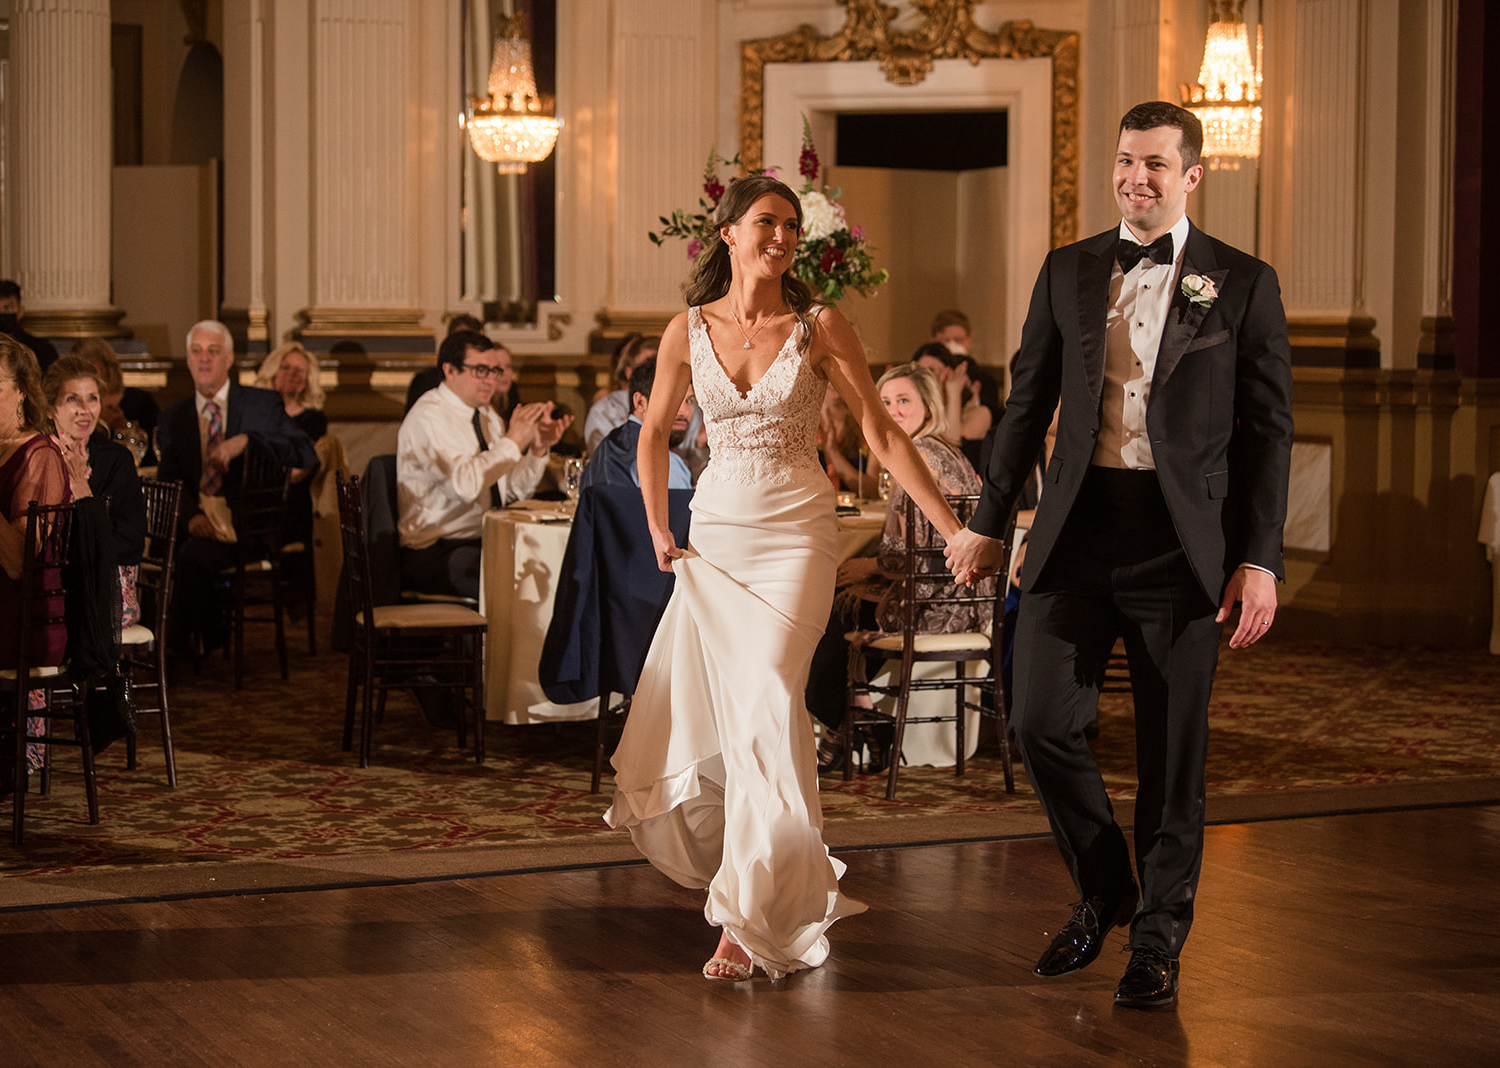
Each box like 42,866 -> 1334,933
739,0 -> 1079,247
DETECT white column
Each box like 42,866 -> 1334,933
609,0 -> 716,317
222,0 -> 271,348
9,0 -> 120,335
302,0 -> 425,336
1420,0 -> 1456,364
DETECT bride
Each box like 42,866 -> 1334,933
604,174 -> 964,981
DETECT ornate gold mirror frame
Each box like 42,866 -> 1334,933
740,0 -> 1079,249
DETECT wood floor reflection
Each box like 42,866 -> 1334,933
1,805 -> 1496,1066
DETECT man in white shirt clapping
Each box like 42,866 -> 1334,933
397,330 -> 571,600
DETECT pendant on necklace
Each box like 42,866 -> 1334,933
742,340 -> 751,349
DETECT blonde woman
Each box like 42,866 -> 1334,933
256,342 -> 326,545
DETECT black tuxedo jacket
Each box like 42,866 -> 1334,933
156,382 -> 318,540
971,222 -> 1294,602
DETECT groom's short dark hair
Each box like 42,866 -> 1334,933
1119,102 -> 1204,171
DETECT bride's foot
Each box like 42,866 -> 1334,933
702,932 -> 753,982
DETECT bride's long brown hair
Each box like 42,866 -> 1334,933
682,175 -> 822,349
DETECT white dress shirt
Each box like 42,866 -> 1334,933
1092,214 -> 1193,471
397,382 -> 547,549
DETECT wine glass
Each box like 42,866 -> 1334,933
563,457 -> 584,504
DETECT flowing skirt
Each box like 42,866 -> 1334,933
604,468 -> 866,977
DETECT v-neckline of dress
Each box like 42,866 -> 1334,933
699,306 -> 797,401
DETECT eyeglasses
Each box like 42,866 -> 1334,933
461,363 -> 509,379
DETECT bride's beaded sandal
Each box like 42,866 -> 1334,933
702,957 -> 754,982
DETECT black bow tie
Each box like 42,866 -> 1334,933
1118,233 -> 1173,272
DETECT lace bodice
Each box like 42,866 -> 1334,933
688,305 -> 827,487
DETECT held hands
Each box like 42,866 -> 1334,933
943,525 -> 1005,587
651,528 -> 684,573
1218,565 -> 1278,649
207,433 -> 249,472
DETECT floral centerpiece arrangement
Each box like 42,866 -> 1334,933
649,117 -> 889,302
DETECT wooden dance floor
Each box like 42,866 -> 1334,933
1,804 -> 1496,1066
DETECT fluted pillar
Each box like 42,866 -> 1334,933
9,0 -> 122,336
606,0 -> 716,326
1263,0 -> 1378,366
299,0 -> 426,338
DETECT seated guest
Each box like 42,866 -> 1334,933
156,320 -> 317,656
579,356 -> 692,492
405,314 -> 522,418
0,279 -> 59,372
0,336 -> 69,785
72,337 -> 159,466
804,362 -> 991,773
913,341 -> 1000,472
43,355 -> 146,628
818,380 -> 880,498
583,333 -> 658,453
256,341 -> 326,547
397,330 -> 570,601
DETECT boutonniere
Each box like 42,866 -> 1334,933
1180,273 -> 1218,307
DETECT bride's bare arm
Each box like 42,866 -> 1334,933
811,309 -> 963,541
637,312 -> 694,570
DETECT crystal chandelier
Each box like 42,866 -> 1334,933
466,14 -> 560,175
1180,1 -> 1262,171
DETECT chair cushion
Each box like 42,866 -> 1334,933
0,664 -> 66,681
400,589 -> 481,607
220,559 -> 275,574
358,603 -> 488,629
863,631 -> 990,654
121,624 -> 156,646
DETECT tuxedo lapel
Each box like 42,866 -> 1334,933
1153,225 -> 1227,393
1076,230 -> 1117,409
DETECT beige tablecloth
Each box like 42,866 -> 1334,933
480,504 -> 596,724
478,499 -> 890,724
1481,472 -> 1500,655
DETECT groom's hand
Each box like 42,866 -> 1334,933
944,526 -> 1004,587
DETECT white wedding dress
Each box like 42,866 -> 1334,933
604,305 -> 867,978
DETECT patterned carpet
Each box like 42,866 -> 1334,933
3,619 -> 1498,908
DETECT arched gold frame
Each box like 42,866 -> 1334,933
739,0 -> 1079,248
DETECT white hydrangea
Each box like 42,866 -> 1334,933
797,188 -> 846,243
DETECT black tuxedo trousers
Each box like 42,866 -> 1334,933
1013,466 -> 1222,957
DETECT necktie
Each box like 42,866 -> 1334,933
202,400 -> 224,496
472,408 -> 503,509
1117,233 -> 1174,272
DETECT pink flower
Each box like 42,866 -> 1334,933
850,224 -> 865,242
763,167 -> 779,180
686,238 -> 703,261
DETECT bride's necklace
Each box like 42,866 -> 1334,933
731,302 -> 783,350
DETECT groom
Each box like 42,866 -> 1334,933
945,102 -> 1293,1008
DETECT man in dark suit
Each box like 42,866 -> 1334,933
945,102 -> 1294,1009
157,319 -> 317,654
578,357 -> 693,492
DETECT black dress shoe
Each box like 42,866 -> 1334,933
1033,887 -> 1138,978
1114,944 -> 1179,1009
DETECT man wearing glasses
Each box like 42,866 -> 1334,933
398,329 -> 570,599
